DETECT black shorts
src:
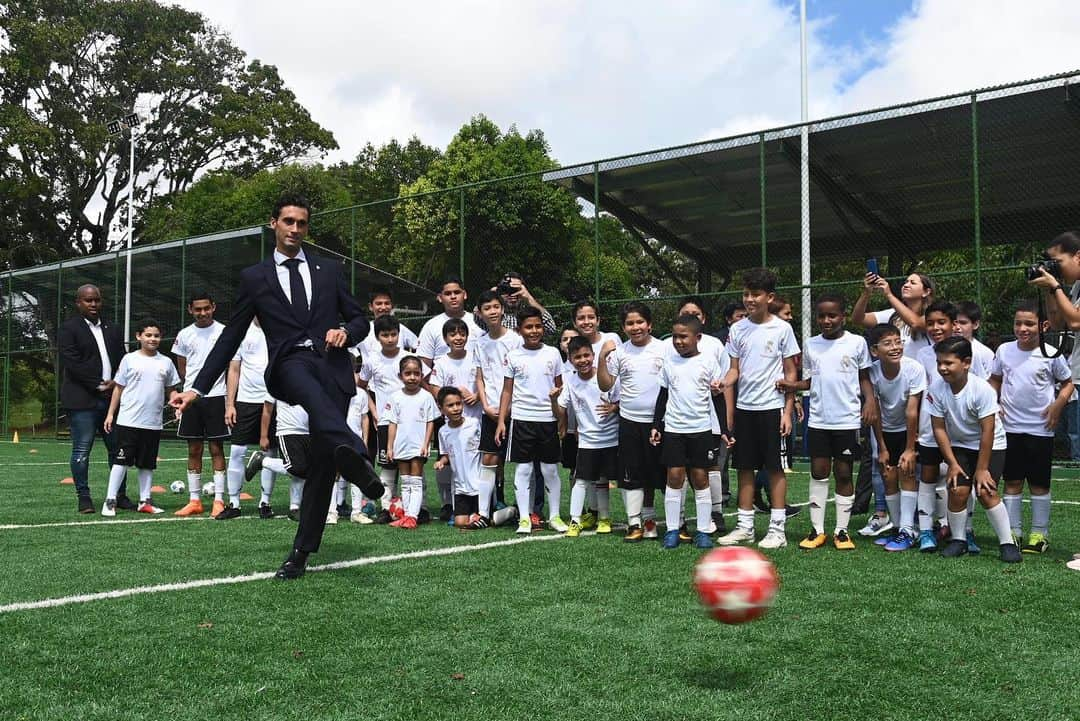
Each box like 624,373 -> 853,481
278,434 -> 311,479
618,418 -> 664,490
230,401 -> 268,445
432,415 -> 446,453
453,493 -> 479,515
177,395 -> 229,440
880,431 -> 910,467
375,425 -> 395,469
731,408 -> 783,472
660,431 -> 716,470
917,444 -> 943,466
114,425 -> 161,469
479,414 -> 506,457
507,420 -> 560,464
951,447 -> 1006,488
807,427 -> 861,462
561,432 -> 579,470
1003,433 -> 1053,487
576,445 -> 620,482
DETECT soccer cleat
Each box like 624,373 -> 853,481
548,516 -> 569,533
678,524 -> 693,543
874,532 -> 896,546
325,510 -> 338,525
785,505 -> 801,518
374,509 -> 393,524
259,503 -> 274,519
710,511 -> 727,535
596,517 -> 612,534
417,507 -> 432,524
918,529 -> 938,553
999,543 -> 1023,563
244,451 -> 265,482
693,531 -> 714,549
115,496 -> 138,511
351,512 -> 374,524
858,515 -> 894,537
623,524 -> 644,543
287,507 -> 300,522
529,513 -> 543,532
215,505 -> 241,520
101,499 -> 117,517
662,529 -> 681,549
757,528 -> 788,549
1022,532 -> 1049,554
884,530 -> 916,552
136,501 -> 164,515
516,518 -> 532,535
966,529 -> 981,555
174,500 -> 205,517
717,526 -> 755,546
566,521 -> 582,538
799,531 -> 826,550
210,499 -> 226,519
642,519 -> 659,539
940,538 -> 968,558
469,515 -> 491,530
389,516 -> 406,528
580,511 -> 597,531
438,504 -> 453,522
833,530 -> 855,550
400,515 -> 418,529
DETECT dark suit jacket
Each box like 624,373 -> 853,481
58,314 -> 126,410
193,249 -> 369,401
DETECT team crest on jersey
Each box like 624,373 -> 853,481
1035,367 -> 1049,384
841,354 -> 853,370
764,339 -> 775,354
651,358 -> 663,373
545,360 -> 557,375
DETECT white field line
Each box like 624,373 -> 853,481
0,514 -> 276,531
0,534 -> 565,614
4,457 -> 189,467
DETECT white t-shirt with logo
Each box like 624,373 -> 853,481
503,344 -> 563,422
607,337 -> 666,424
438,417 -> 483,496
877,308 -> 930,359
475,331 -> 523,413
916,343 -> 994,447
270,396 -> 309,436
726,316 -> 800,411
385,389 -> 439,459
231,324 -> 268,404
359,349 -> 410,427
803,331 -> 872,431
113,351 -> 181,430
430,351 -> 482,419
417,312 -> 484,366
926,375 -> 1007,451
658,352 -> 726,434
359,323 -> 419,359
970,337 -> 995,380
992,340 -> 1072,437
665,334 -> 730,434
173,321 -> 226,396
558,371 -> 620,448
869,357 -> 927,434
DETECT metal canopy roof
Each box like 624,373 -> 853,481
543,72 -> 1080,279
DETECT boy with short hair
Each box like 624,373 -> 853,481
428,318 -> 482,420
717,268 -> 800,549
990,300 -> 1073,553
554,336 -> 620,537
778,294 -> 877,550
223,318 -> 275,519
495,305 -> 567,534
101,320 -> 181,515
929,337 -> 1021,563
386,356 -> 439,529
361,286 -> 419,355
953,301 -> 996,378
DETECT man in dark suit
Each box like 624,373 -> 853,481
171,194 -> 383,580
59,284 -> 131,513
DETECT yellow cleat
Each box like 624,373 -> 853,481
174,500 -> 205,517
566,521 -> 582,538
210,499 -> 226,519
579,511 -> 597,531
596,517 -> 612,534
833,530 -> 856,550
799,530 -> 827,550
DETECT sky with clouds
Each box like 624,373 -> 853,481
172,0 -> 1080,169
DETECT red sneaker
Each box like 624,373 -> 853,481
643,519 -> 658,539
400,515 -> 418,529
389,516 -> 406,528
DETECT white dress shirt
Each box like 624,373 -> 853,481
85,318 -> 112,385
273,248 -> 312,311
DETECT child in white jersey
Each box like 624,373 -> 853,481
252,398 -> 311,522
385,356 -> 439,529
428,317 -> 481,419
358,314 -> 409,523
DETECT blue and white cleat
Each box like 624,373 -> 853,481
966,529 -> 981,555
918,529 -> 938,553
693,531 -> 714,549
663,529 -> 681,549
884,530 -> 916,552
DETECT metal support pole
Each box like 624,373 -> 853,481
179,236 -> 187,333
123,130 -> 136,343
54,259 -> 63,438
458,190 -> 466,284
593,164 -> 601,303
759,133 -> 767,266
799,0 -> 811,345
971,94 -> 983,308
2,272 -> 12,435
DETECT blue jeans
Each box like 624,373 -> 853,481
1064,400 -> 1080,461
68,397 -> 123,500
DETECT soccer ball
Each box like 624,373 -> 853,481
202,482 -> 216,496
693,546 -> 780,624
388,497 -> 405,520
169,480 -> 185,494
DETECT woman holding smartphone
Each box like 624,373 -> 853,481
852,260 -> 935,358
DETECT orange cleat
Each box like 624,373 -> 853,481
210,499 -> 226,518
400,515 -> 418,529
174,500 -> 205,516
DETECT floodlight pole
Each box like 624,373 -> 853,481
124,129 -> 136,344
799,0 -> 811,346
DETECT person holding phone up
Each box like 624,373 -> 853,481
852,259 -> 936,359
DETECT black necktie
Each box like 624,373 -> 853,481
283,258 -> 308,317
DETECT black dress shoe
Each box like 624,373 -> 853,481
77,496 -> 95,514
334,445 -> 383,499
275,550 -> 309,580
115,495 -> 138,511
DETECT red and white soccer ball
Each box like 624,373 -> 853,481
388,497 -> 405,520
693,546 -> 779,624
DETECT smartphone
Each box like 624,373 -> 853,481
866,257 -> 879,276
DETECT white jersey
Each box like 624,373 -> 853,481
173,321 -> 226,396
869,357 -> 926,434
359,322 -> 419,359
590,332 -> 622,366
877,308 -> 930,359
113,351 -> 180,430
803,331 -> 872,431
438,417 -> 482,496
992,341 -> 1072,437
667,333 -> 731,434
359,349 -> 409,427
558,371 -> 619,449
386,389 -> 440,459
475,330 -> 523,412
658,351 -> 725,434
926,375 -> 1006,451
231,324 -> 268,404
916,343 -> 993,447
607,337 -> 666,423
970,337 -> 995,380
430,351 -> 482,419
271,397 -> 309,436
503,344 -> 563,422
727,316 -> 800,411
416,312 -> 484,366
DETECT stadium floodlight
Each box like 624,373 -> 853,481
107,112 -> 141,343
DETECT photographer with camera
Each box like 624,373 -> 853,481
477,272 -> 557,336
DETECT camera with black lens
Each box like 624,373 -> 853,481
1026,257 -> 1062,281
496,274 -> 518,296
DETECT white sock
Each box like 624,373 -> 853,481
227,444 -> 247,502
478,466 -> 496,518
350,485 -> 364,511
404,475 -> 423,518
106,464 -> 127,501
769,507 -> 786,533
187,471 -> 201,501
834,493 -> 854,534
137,468 -> 153,502
664,486 -> 682,531
809,477 -> 829,534
1003,493 -> 1023,536
213,470 -> 226,502
935,480 -> 947,524
737,508 -> 754,532
436,465 -> 453,506
624,488 -> 644,526
380,468 -> 397,507
570,479 -> 589,523
917,481 -> 937,532
708,470 -> 724,512
985,502 -> 1014,545
885,493 -> 901,527
948,509 -> 967,540
595,482 -> 610,518
336,477 -> 348,508
289,476 -> 304,508
514,464 -> 533,521
1031,492 -> 1051,535
260,455 -> 275,505
263,457 -> 287,475
694,487 -> 711,532
541,462 -> 561,520
899,490 -> 917,533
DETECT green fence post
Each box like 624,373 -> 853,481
971,93 -> 983,308
593,164 -> 601,303
759,133 -> 767,266
179,235 -> 187,332
350,208 -> 357,295
55,259 -> 63,438
2,272 -> 12,436
459,189 -> 466,284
